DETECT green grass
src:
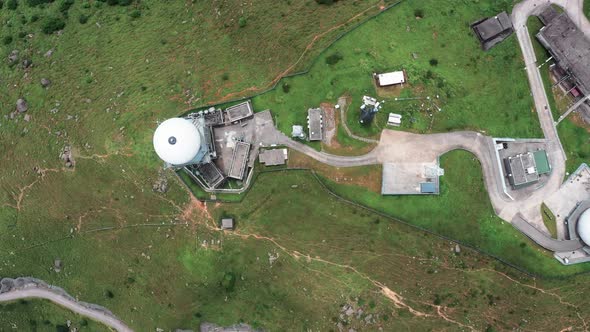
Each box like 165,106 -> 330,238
585,0 -> 590,19
1,0 -> 590,330
320,150 -> 590,277
210,169 -> 590,330
541,203 -> 558,238
0,299 -> 108,331
252,0 -> 541,139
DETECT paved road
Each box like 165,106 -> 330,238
280,0 -> 590,253
0,288 -> 133,332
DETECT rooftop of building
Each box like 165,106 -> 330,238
537,12 -> 590,94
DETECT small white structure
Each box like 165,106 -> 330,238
153,118 -> 203,166
292,125 -> 305,139
375,71 -> 406,87
362,95 -> 377,106
387,113 -> 402,126
578,209 -> 590,245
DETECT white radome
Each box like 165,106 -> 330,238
577,208 -> 590,245
153,118 -> 201,165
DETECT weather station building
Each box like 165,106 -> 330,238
374,71 -> 406,87
153,100 -> 276,193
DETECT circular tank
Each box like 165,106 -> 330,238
577,208 -> 590,245
153,118 -> 201,166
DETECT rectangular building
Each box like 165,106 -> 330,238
259,148 -> 288,166
471,12 -> 514,51
225,100 -> 254,123
376,71 -> 406,87
503,150 -> 550,189
536,13 -> 590,95
228,141 -> 251,180
307,108 -> 323,141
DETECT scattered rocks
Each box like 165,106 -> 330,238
8,50 -> 19,64
23,114 -> 31,122
49,108 -> 59,114
44,49 -> 54,57
454,244 -> 461,254
60,145 -> 75,168
200,322 -> 261,332
41,78 -> 51,88
16,98 -> 28,113
152,170 -> 169,193
268,251 -> 279,266
54,259 -> 62,273
22,59 -> 32,69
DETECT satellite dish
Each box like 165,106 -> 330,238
153,118 -> 201,165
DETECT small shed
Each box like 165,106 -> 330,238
376,71 -> 406,87
292,125 -> 305,139
221,218 -> 234,230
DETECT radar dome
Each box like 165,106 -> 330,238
577,208 -> 590,245
153,118 -> 201,166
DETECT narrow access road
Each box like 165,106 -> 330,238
276,0 -> 590,253
0,289 -> 133,332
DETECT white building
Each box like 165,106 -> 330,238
375,71 -> 406,87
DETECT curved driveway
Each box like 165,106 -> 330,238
0,288 -> 132,332
281,0 -> 590,252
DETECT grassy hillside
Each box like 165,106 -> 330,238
253,0 -> 540,139
1,0 -> 590,330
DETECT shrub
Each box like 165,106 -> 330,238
0,1 -> 4,9
79,14 -> 89,24
316,0 -> 339,4
221,73 -> 229,81
325,52 -> 343,65
31,14 -> 40,22
42,17 -> 66,34
18,31 -> 27,38
238,16 -> 247,28
129,10 -> 141,19
2,35 -> 13,45
26,0 -> 54,6
7,0 -> 17,10
59,0 -> 74,15
118,0 -> 132,5
282,83 -> 290,93
414,9 -> 424,18
429,58 -> 439,66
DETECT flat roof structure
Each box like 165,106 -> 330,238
307,108 -> 323,141
471,12 -> 514,51
221,218 -> 234,230
504,152 -> 545,189
533,150 -> 551,174
225,100 -> 254,123
259,148 -> 288,166
537,13 -> 590,95
381,162 -> 441,195
538,6 -> 559,25
227,141 -> 251,180
186,162 -> 225,189
376,71 -> 406,87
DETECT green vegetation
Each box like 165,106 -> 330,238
585,0 -> 590,19
253,0 -> 540,140
541,203 -> 558,238
1,0 -> 590,330
0,299 -> 108,331
320,150 -> 590,277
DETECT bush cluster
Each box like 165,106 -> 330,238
42,17 -> 66,34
